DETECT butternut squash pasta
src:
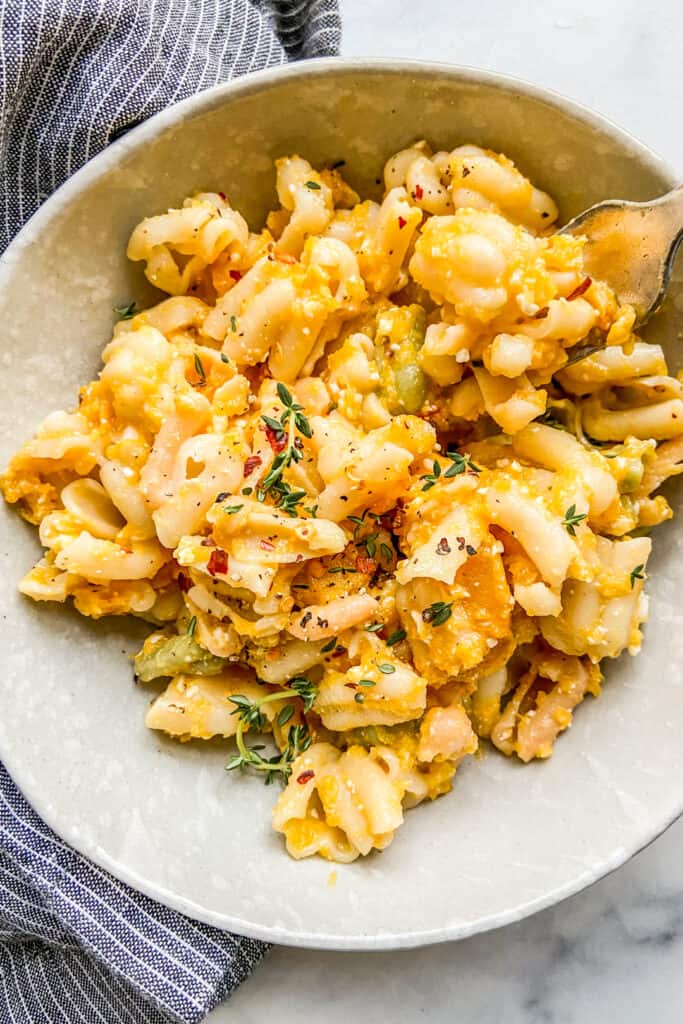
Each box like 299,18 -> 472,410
4,143 -> 682,863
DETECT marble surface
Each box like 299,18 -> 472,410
210,1 -> 683,1019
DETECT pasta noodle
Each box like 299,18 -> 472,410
3,143 -> 681,864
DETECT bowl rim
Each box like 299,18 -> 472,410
1,57 -> 681,951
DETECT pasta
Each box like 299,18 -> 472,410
3,143 -> 681,864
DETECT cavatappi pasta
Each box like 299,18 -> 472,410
4,143 -> 682,863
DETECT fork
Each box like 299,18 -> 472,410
560,184 -> 683,364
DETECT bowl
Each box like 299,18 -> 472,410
1,59 -> 682,950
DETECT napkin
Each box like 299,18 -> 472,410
0,0 -> 340,1020
0,0 -> 340,250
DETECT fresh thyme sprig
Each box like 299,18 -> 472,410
629,563 -> 645,589
347,509 -> 386,560
443,451 -> 480,478
193,352 -> 207,386
257,384 -> 312,513
225,676 -> 317,784
421,451 -> 480,491
562,504 -> 587,537
422,601 -> 453,626
113,301 -> 136,320
347,509 -> 379,538
267,480 -> 307,517
357,531 -> 379,558
379,542 -> 394,562
420,460 -> 441,491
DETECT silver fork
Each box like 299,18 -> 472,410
560,185 -> 683,364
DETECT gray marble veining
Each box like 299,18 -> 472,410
210,0 -> 683,1019
217,817 -> 683,1022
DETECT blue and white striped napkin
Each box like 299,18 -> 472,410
0,0 -> 340,250
0,1 -> 340,1020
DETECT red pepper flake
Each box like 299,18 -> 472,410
355,555 -> 377,574
177,572 -> 191,593
397,216 -> 407,229
264,424 -> 287,453
229,269 -> 242,281
344,682 -> 359,689
243,454 -> 262,478
466,544 -> 478,557
567,276 -> 592,301
259,539 -> 275,551
218,191 -> 226,200
413,183 -> 424,200
297,770 -> 315,785
462,166 -> 471,178
207,548 -> 228,576
273,251 -> 297,264
436,537 -> 451,555
533,306 -> 549,320
456,536 -> 466,551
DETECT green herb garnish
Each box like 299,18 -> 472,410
357,531 -> 378,558
277,704 -> 295,727
630,564 -> 645,588
271,483 -> 307,517
443,451 -> 480,478
562,504 -> 587,537
379,542 -> 394,562
225,677 -> 317,784
421,460 -> 441,491
257,384 -> 312,508
113,301 -> 136,320
422,601 -> 453,626
194,352 -> 207,385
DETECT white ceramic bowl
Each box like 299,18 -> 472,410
1,60 -> 682,950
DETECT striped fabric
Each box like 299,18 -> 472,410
0,765 -> 270,1022
0,0 -> 341,251
0,1 -> 340,1019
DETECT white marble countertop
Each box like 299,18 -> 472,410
212,2 -> 683,1020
